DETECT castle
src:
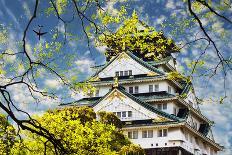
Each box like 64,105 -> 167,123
63,50 -> 223,155
61,19 -> 223,154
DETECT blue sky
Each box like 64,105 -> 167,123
0,0 -> 231,154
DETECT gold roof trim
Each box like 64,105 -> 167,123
147,71 -> 158,76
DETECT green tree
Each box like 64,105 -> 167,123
119,144 -> 145,155
98,111 -> 123,128
0,114 -> 17,155
10,107 -> 140,155
97,11 -> 179,61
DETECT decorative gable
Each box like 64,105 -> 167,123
93,88 -> 172,122
184,89 -> 199,110
97,52 -> 161,78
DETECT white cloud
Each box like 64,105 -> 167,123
165,0 -> 176,9
95,45 -> 107,53
156,15 -> 166,25
68,40 -> 77,48
75,58 -> 94,74
44,79 -> 61,89
102,1 -> 118,16
1,0 -> 20,29
4,82 -> 61,119
3,49 -> 16,63
194,73 -> 232,155
25,42 -> 36,61
69,90 -> 85,100
212,21 -> 224,34
57,22 -> 65,34
22,2 -> 32,19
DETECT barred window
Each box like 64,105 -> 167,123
155,84 -> 159,92
134,86 -> 139,93
149,85 -> 153,92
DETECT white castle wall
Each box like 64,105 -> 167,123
123,81 -> 176,94
98,54 -> 153,78
94,81 -> 177,97
122,127 -> 217,155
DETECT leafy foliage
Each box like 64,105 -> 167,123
98,111 -> 123,128
0,114 -> 17,155
8,107 -> 141,155
97,11 -> 179,61
119,144 -> 145,155
168,71 -> 191,83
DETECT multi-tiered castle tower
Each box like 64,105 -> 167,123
62,18 -> 223,154
63,50 -> 222,155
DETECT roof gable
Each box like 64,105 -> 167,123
92,87 -> 182,122
92,52 -> 164,79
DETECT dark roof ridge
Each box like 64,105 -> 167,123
133,91 -> 175,97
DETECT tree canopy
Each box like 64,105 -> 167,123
97,11 -> 179,61
3,107 -> 144,155
0,114 -> 17,155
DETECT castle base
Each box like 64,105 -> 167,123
145,147 -> 193,155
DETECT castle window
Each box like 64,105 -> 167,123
95,89 -> 99,97
122,111 -> 126,117
148,130 -> 153,138
163,129 -> 168,137
115,71 -> 119,77
129,87 -> 133,94
134,86 -> 139,93
157,103 -> 168,111
116,112 -> 121,118
157,104 -> 162,110
163,103 -> 167,110
129,70 -> 132,75
158,129 -> 168,137
158,130 -> 162,137
168,86 -> 172,93
124,71 -> 128,76
128,132 -> 132,139
120,71 -> 124,76
155,84 -> 159,92
114,111 -> 132,118
149,85 -> 153,92
142,130 -> 153,138
142,131 -> 146,138
128,131 -> 138,139
133,131 -> 138,139
128,111 -> 132,117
